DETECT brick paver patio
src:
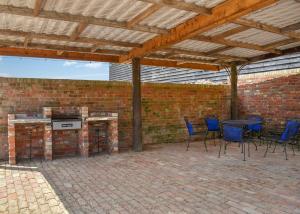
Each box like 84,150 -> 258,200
0,141 -> 300,214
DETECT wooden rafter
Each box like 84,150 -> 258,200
0,47 -> 120,62
119,0 -> 279,62
263,38 -> 297,50
141,58 -> 220,71
127,5 -> 160,28
138,0 -> 211,15
0,39 -> 128,55
23,36 -> 32,48
0,5 -> 167,35
70,21 -> 88,41
0,29 -> 141,48
205,46 -> 233,56
193,35 -> 282,54
213,26 -> 249,40
233,19 -> 300,40
33,0 -> 44,16
281,22 -> 300,32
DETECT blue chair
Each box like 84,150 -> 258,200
222,125 -> 248,161
247,115 -> 263,146
204,116 -> 221,147
184,117 -> 207,152
264,119 -> 300,160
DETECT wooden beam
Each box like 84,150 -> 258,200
33,0 -> 44,16
0,29 -> 141,48
213,26 -> 249,40
138,0 -> 211,15
233,18 -> 300,40
0,39 -> 128,55
194,35 -> 281,54
246,45 -> 300,64
0,47 -> 120,62
0,5 -> 167,35
70,21 -> 88,41
141,58 -> 220,70
205,46 -> 233,55
132,57 -> 143,152
281,22 -> 300,32
263,38 -> 297,50
149,53 -> 217,64
23,36 -> 32,48
120,0 -> 278,62
230,63 -> 238,120
166,48 -> 248,61
127,5 -> 160,28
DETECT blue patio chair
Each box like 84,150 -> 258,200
264,119 -> 300,160
204,116 -> 221,147
184,117 -> 207,152
247,115 -> 263,146
221,125 -> 248,161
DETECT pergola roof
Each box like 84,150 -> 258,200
0,0 -> 299,71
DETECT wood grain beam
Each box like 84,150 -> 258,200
33,0 -> 44,16
233,18 -> 300,40
70,21 -> 88,41
0,5 -> 167,34
0,47 -> 120,62
213,26 -> 249,40
0,29 -> 141,48
141,58 -> 220,71
120,0 -> 278,62
263,38 -> 297,50
194,35 -> 281,54
138,0 -> 211,15
23,36 -> 32,48
281,22 -> 300,32
0,39 -> 128,55
127,5 -> 160,28
205,46 -> 233,55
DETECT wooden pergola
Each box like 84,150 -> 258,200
0,0 -> 299,151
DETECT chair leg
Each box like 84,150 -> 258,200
213,132 -> 216,146
241,142 -> 244,153
292,143 -> 295,156
264,141 -> 271,157
243,143 -> 246,161
284,142 -> 288,160
224,142 -> 228,154
218,140 -> 223,158
204,138 -> 208,152
272,141 -> 277,153
204,130 -> 208,147
186,136 -> 190,151
253,141 -> 258,151
248,141 -> 250,158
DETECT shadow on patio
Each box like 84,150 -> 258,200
1,141 -> 300,214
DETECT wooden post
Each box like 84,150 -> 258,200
230,63 -> 238,119
132,57 -> 143,152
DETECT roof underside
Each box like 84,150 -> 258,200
0,0 -> 299,71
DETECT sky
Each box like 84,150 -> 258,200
0,56 -> 109,80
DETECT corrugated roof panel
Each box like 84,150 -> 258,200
0,13 -> 77,36
227,29 -> 288,46
202,23 -> 240,36
43,0 -> 150,22
184,0 -> 226,8
81,25 -> 156,44
243,0 -> 300,28
278,41 -> 300,50
176,54 -> 216,61
173,40 -> 224,52
32,38 -> 94,48
221,48 -> 267,58
0,0 -> 35,8
140,7 -> 196,29
0,34 -> 24,42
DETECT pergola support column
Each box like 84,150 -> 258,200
132,57 -> 143,152
230,63 -> 238,119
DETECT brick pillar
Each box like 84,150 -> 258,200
8,114 -> 16,165
43,107 -> 53,161
108,118 -> 118,153
80,107 -> 89,157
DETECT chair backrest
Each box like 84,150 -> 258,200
223,125 -> 243,142
247,115 -> 263,132
184,117 -> 194,136
205,117 -> 220,131
280,120 -> 300,141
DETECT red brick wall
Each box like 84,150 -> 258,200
238,73 -> 300,128
0,77 -> 230,160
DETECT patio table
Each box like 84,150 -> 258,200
222,120 -> 262,128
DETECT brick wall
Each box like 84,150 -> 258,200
238,72 -> 300,128
0,77 -> 230,160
